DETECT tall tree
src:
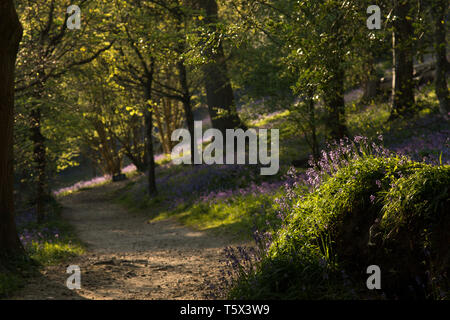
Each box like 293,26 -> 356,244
390,0 -> 415,119
15,0 -> 114,222
229,0 -> 358,139
112,1 -> 160,195
0,0 -> 25,261
173,3 -> 197,164
74,64 -> 125,177
144,58 -> 158,196
431,0 -> 449,119
195,0 -> 244,133
144,1 -> 198,165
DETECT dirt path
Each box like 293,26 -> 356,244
13,182 -> 243,300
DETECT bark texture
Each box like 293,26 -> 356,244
0,0 -> 25,260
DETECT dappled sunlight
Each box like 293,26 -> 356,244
2,0 -> 448,303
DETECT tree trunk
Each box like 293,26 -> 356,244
432,0 -> 449,119
362,56 -> 379,102
177,60 -> 196,165
323,67 -> 348,139
196,0 -> 243,133
92,120 -> 122,176
0,0 -> 25,261
145,110 -> 157,196
307,96 -> 320,162
173,7 -> 196,164
144,61 -> 157,196
30,103 -> 47,224
390,0 -> 415,119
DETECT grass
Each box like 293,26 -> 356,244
22,212 -> 86,266
251,110 -> 291,128
23,203 -> 85,266
346,101 -> 391,138
27,242 -> 84,266
150,191 -> 283,240
115,162 -> 287,241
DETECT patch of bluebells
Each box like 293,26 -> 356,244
390,130 -> 450,165
167,164 -> 249,205
149,163 -> 279,208
15,208 -> 61,249
52,162 -> 157,196
53,175 -> 111,197
18,227 -> 61,248
305,135 -> 395,189
206,245 -> 262,299
274,167 -> 307,221
198,181 -> 283,204
174,164 -> 249,193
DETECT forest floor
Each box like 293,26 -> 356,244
12,181 -> 245,300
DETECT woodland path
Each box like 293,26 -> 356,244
13,181 -> 242,300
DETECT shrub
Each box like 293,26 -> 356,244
226,136 -> 449,299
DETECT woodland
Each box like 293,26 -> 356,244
0,0 -> 449,300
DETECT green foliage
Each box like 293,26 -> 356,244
229,157 -> 449,299
162,192 -> 281,240
373,165 -> 450,297
27,242 -> 84,266
347,102 -> 391,138
13,0 -> 117,205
